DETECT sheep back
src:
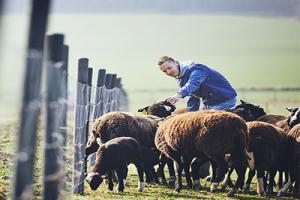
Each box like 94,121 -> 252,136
92,112 -> 157,147
247,121 -> 289,169
155,110 -> 248,161
257,114 -> 287,125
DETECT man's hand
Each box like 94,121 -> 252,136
165,93 -> 183,104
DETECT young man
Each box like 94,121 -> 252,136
157,56 -> 237,111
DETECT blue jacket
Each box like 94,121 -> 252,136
176,61 -> 237,111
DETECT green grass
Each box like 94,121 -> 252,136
0,122 -> 297,200
0,14 -> 299,121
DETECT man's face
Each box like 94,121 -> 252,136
158,60 -> 179,77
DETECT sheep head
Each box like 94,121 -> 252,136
138,101 -> 176,118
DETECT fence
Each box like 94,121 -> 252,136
10,3 -> 129,197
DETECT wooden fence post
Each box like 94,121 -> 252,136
60,44 -> 68,193
13,0 -> 51,199
85,68 -> 93,142
110,74 -> 117,111
89,69 -> 106,166
61,44 -> 69,147
104,74 -> 112,113
43,33 -> 65,200
93,69 -> 106,118
73,58 -> 89,194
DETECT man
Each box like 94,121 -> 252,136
157,56 -> 237,186
157,56 -> 237,111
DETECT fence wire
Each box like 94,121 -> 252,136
10,70 -> 128,199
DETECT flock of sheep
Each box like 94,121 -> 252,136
83,100 -> 300,198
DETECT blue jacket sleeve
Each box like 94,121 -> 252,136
178,68 -> 208,97
187,96 -> 200,111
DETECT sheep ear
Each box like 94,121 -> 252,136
240,100 -> 247,104
138,106 -> 149,113
286,107 -> 296,112
163,105 -> 172,111
86,172 -> 99,182
96,138 -> 103,146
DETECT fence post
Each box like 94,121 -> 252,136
43,33 -> 65,200
60,44 -> 69,193
104,74 -> 112,113
89,69 -> 106,166
61,44 -> 69,147
73,58 -> 89,194
85,68 -> 93,142
110,74 -> 117,111
13,0 -> 51,199
93,69 -> 106,118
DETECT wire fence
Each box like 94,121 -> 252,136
12,31 -> 128,199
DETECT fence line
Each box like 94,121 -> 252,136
12,30 -> 128,198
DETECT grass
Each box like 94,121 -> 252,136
0,122 -> 297,200
0,14 -> 299,121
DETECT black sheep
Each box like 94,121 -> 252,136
86,137 -> 145,192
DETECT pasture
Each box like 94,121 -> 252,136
0,13 -> 299,199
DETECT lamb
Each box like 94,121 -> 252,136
86,137 -> 145,192
155,110 -> 254,196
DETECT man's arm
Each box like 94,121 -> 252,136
187,96 -> 200,111
178,68 -> 208,97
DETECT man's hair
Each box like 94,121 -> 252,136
157,56 -> 176,65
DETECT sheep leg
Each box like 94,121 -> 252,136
134,161 -> 145,192
182,156 -> 193,189
278,171 -> 283,189
227,165 -> 246,197
167,158 -> 176,186
150,166 -> 160,184
256,169 -> 267,196
191,158 -> 209,190
107,171 -> 114,191
277,175 -> 292,197
211,160 -> 228,193
220,167 -> 234,190
243,169 -> 255,192
171,153 -> 184,192
267,170 -> 276,195
115,167 -> 126,192
157,154 -> 168,185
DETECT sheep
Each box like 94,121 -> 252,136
85,112 -> 158,158
138,101 -> 176,118
287,107 -> 300,129
86,137 -> 145,192
235,100 -> 266,119
278,123 -> 300,197
155,110 -> 254,196
242,121 -> 293,196
84,112 -> 162,183
139,101 -> 254,189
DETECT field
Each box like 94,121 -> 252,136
0,14 -> 299,199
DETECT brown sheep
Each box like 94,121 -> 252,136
84,112 -> 160,182
257,115 -> 287,124
155,110 -> 253,197
243,121 -> 293,196
278,124 -> 300,197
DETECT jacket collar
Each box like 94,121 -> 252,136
176,60 -> 195,79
